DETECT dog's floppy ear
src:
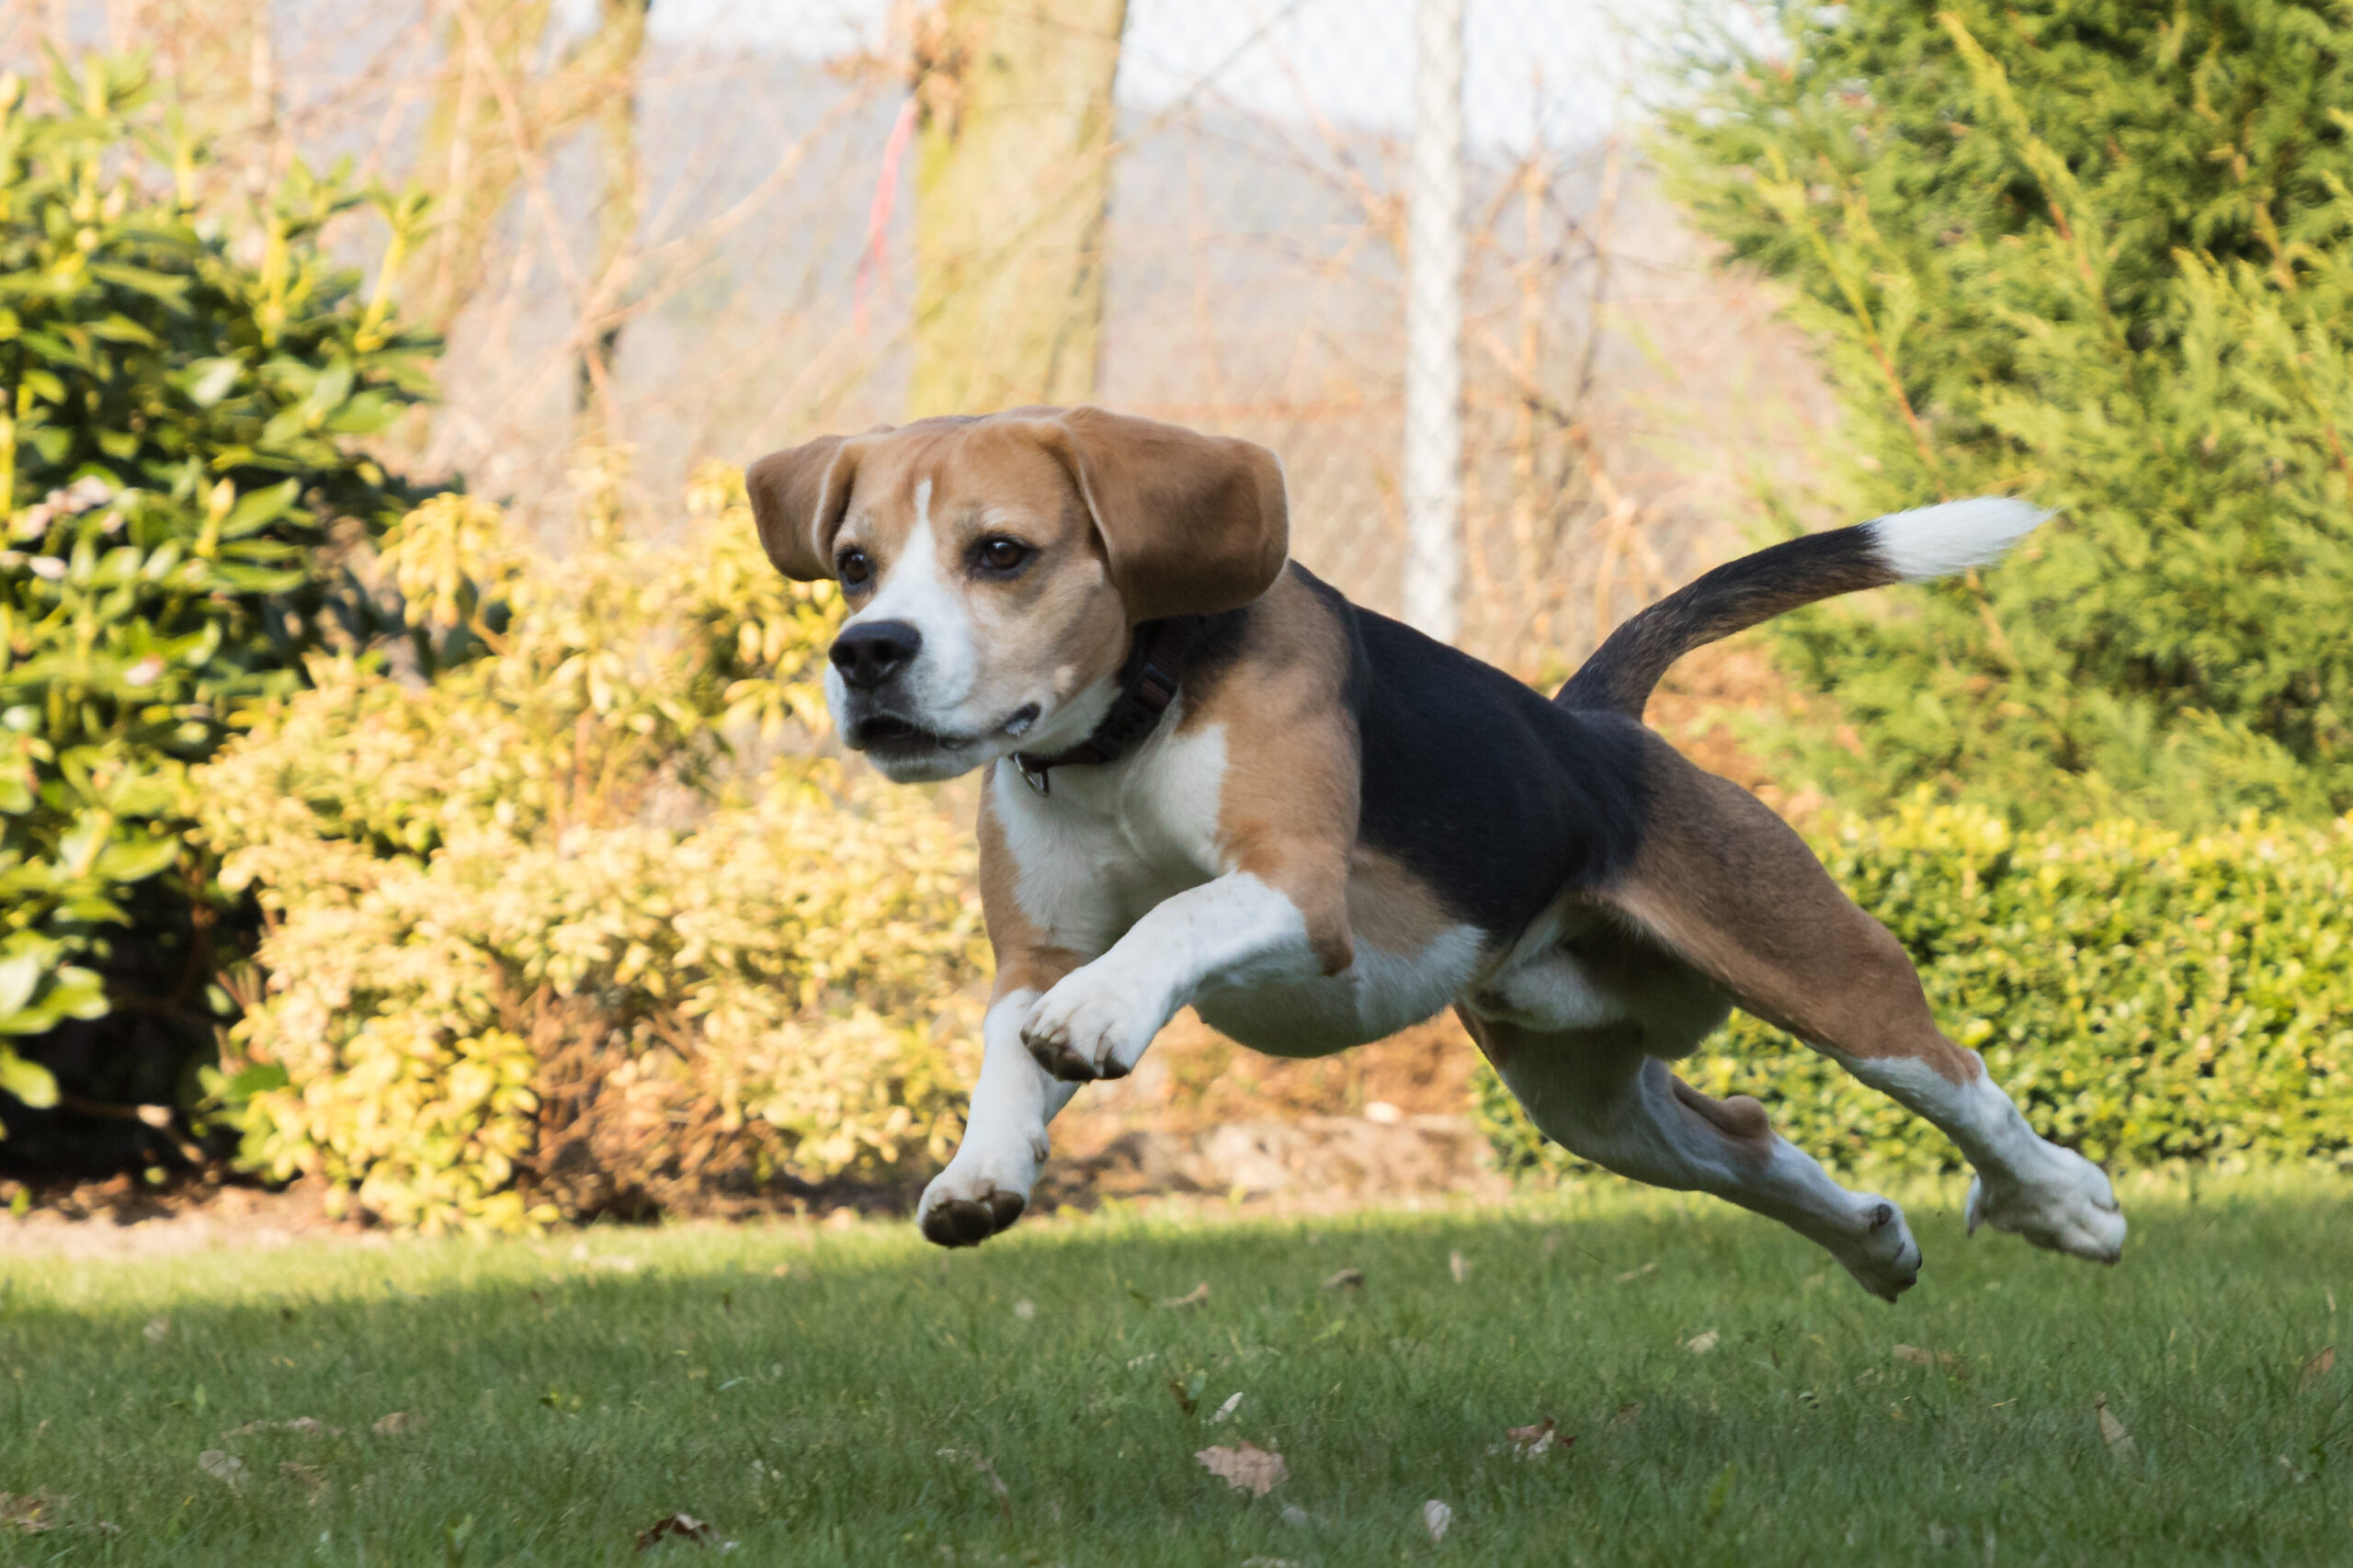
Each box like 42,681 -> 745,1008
745,431 -> 881,580
1027,406 -> 1289,622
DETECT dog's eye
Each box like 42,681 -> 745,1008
973,537 -> 1033,575
836,550 -> 873,588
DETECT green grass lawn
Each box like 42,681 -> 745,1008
3,1173 -> 2349,1566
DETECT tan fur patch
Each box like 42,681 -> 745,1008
1178,571 -> 1360,975
1347,847 -> 1459,956
1669,1076 -> 1774,1145
976,788 -> 1086,1000
1603,735 -> 1981,1086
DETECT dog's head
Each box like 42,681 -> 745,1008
746,406 -> 1289,782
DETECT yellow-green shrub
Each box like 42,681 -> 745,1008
191,472 -> 988,1232
1478,800 -> 2353,1179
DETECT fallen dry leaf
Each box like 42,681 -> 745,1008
2298,1346 -> 2336,1393
223,1417 -> 343,1439
1241,1559 -> 1301,1568
1500,1417 -> 1568,1459
1423,1498 -> 1454,1541
0,1490 -> 61,1533
1012,1299 -> 1036,1321
1687,1330 -> 1721,1355
279,1461 -> 329,1504
1615,1262 -> 1657,1284
1162,1282 -> 1211,1310
1893,1345 -> 1967,1376
197,1450 -> 246,1490
1607,1402 -> 1642,1431
371,1412 -> 428,1436
2095,1395 -> 2134,1457
1320,1267 -> 1365,1291
142,1314 -> 170,1344
634,1512 -> 718,1551
1449,1250 -> 1470,1284
1211,1392 -> 1245,1425
971,1455 -> 1012,1521
1197,1441 -> 1289,1497
771,1263 -> 790,1278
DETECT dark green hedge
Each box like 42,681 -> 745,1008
1663,0 -> 2353,825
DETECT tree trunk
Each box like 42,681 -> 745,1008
409,0 -> 553,341
909,0 -> 1128,419
573,0 -> 653,442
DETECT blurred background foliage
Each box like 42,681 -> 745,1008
191,475 -> 989,1233
0,54 -> 434,1165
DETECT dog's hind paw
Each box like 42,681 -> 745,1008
1966,1144 -> 2124,1265
1827,1197 -> 1922,1302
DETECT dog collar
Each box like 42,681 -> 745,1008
1011,615 -> 1204,795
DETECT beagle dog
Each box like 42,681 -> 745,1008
748,406 -> 2123,1298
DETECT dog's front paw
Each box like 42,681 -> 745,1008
1021,971 -> 1165,1083
1966,1144 -> 2125,1265
918,1163 -> 1031,1249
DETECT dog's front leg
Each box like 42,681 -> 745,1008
1021,871 -> 1334,1082
918,984 -> 1081,1247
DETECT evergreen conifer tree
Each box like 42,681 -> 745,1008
1668,1 -> 2353,823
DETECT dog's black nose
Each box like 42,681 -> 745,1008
830,619 -> 922,690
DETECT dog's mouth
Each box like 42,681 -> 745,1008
848,713 -> 931,751
847,703 -> 1042,759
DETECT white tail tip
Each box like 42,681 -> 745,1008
1866,498 -> 2051,583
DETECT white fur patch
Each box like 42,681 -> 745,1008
1199,923 -> 1484,1055
849,478 -> 980,716
1866,498 -> 2049,582
985,714 -> 1233,952
1023,871 -> 1323,1078
1134,721 -> 1231,870
1473,947 -> 1626,1033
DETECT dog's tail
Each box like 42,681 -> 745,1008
1555,498 -> 2048,719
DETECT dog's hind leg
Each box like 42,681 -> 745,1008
1469,1013 -> 1924,1300
1599,746 -> 2123,1265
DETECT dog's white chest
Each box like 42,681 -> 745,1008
988,724 -> 1231,950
